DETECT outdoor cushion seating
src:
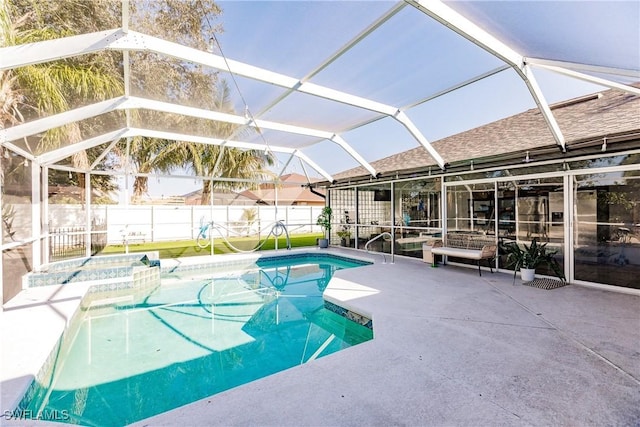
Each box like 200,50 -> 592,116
429,233 -> 497,276
396,232 -> 442,254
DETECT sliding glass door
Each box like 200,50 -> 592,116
573,171 -> 640,289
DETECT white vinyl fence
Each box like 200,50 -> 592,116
39,204 -> 324,245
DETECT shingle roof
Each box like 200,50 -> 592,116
332,86 -> 640,182
181,173 -> 324,205
239,173 -> 325,205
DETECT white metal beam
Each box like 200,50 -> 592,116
277,153 -> 296,179
292,150 -> 334,183
211,144 -> 227,177
124,98 -> 377,175
526,61 -> 640,96
1,97 -> 127,143
330,135 -> 378,177
127,128 -> 334,182
298,158 -> 315,187
127,128 -> 292,153
122,0 -> 132,125
40,129 -> 128,165
407,0 -> 522,66
408,0 -> 566,150
524,57 -> 640,80
521,65 -> 566,150
2,29 -> 445,173
402,65 -> 511,110
1,95 -> 330,143
0,142 -> 35,161
123,97 -> 333,138
0,29 -> 124,70
37,125 -> 333,181
122,0 -> 129,33
2,95 -> 379,178
111,31 -> 399,116
394,111 -> 447,169
90,138 -> 121,169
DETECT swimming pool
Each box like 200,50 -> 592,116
19,253 -> 373,426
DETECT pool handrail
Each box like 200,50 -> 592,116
365,232 -> 394,264
204,220 -> 291,252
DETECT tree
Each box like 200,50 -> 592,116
182,81 -> 275,205
1,0 -> 123,200
122,0 -> 227,200
3,0 -> 274,204
128,135 -> 180,201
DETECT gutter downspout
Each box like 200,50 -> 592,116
304,184 -> 326,200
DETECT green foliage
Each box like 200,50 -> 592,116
336,229 -> 351,239
600,192 -> 635,211
91,196 -> 117,205
500,238 -> 565,282
47,195 -> 81,204
316,206 -> 332,234
2,0 -> 123,195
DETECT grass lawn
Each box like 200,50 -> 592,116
98,233 -> 323,259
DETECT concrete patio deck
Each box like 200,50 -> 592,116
137,249 -> 640,426
2,248 -> 639,426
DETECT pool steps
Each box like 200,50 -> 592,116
24,252 -> 161,292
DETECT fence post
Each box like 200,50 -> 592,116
151,205 -> 155,242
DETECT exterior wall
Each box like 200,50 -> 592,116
328,152 -> 640,291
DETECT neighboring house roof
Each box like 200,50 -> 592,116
332,85 -> 640,183
182,188 -> 257,205
240,173 -> 325,205
181,174 -> 325,205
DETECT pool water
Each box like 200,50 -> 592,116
22,255 -> 372,426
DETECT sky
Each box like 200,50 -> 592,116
147,1 -> 637,197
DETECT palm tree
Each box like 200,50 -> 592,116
124,0 -> 225,201
4,0 -> 272,205
128,135 -> 180,202
184,81 -> 275,205
1,0 -> 123,183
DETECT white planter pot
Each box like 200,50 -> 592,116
520,268 -> 536,282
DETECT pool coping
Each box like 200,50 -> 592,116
0,282 -> 93,413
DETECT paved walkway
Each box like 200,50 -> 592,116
138,249 -> 640,426
2,249 -> 639,426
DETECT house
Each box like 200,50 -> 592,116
239,174 -> 325,206
324,85 -> 640,290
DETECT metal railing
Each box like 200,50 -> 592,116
365,232 -> 394,264
198,220 -> 292,252
49,224 -> 107,261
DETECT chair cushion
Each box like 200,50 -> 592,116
431,247 -> 484,260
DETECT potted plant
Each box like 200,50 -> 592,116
337,228 -> 351,246
500,238 -> 565,283
316,206 -> 332,248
